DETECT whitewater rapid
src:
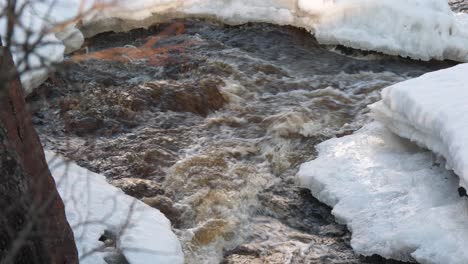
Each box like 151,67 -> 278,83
29,18 -> 453,263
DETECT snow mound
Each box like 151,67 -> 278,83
297,122 -> 468,264
371,63 -> 468,190
46,151 -> 184,264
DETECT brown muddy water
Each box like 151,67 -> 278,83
28,19 -> 454,264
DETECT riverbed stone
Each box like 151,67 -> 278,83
145,77 -> 227,116
142,195 -> 181,225
111,178 -> 164,199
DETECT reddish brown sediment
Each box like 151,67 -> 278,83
71,22 -> 197,66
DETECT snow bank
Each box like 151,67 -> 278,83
0,1 -> 63,94
0,0 -> 89,94
297,122 -> 468,264
371,63 -> 468,190
46,151 -> 184,264
310,0 -> 468,61
82,0 -> 468,61
3,0 -> 468,93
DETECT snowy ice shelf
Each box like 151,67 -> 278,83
371,63 -> 468,190
73,0 -> 468,63
2,0 -> 468,94
46,151 -> 184,264
297,122 -> 468,264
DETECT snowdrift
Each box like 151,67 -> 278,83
2,0 -> 468,93
297,122 -> 468,264
371,63 -> 468,190
78,0 -> 468,62
46,151 -> 184,264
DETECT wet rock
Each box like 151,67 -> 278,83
99,230 -> 117,248
59,97 -> 80,113
361,255 -> 414,264
32,68 -> 226,139
253,63 -> 289,76
142,196 -> 181,226
104,252 -> 130,264
222,255 -> 263,264
222,245 -> 262,264
258,184 -> 338,233
63,112 -> 103,136
38,125 -> 193,180
318,224 -> 347,237
224,244 -> 260,258
111,178 -> 164,199
199,61 -> 235,77
145,78 -> 227,116
99,230 -> 130,264
287,232 -> 315,243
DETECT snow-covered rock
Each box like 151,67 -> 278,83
371,63 -> 468,190
297,122 -> 468,264
46,151 -> 184,264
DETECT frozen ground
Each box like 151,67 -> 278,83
2,0 -> 467,93
297,122 -> 468,264
46,151 -> 184,264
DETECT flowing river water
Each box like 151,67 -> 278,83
28,19 -> 455,264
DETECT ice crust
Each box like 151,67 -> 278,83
371,63 -> 468,190
46,151 -> 184,264
86,0 -> 468,62
2,0 -> 468,93
297,122 -> 468,264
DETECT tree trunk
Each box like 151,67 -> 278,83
0,46 -> 78,263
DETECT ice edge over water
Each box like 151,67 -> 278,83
2,0 -> 468,93
371,63 -> 468,190
81,0 -> 468,63
297,122 -> 468,264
